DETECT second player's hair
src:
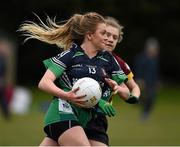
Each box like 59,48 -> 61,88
105,16 -> 124,43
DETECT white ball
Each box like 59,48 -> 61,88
72,77 -> 102,108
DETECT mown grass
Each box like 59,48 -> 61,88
108,85 -> 180,145
0,85 -> 180,145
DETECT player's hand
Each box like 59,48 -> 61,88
98,99 -> 116,117
105,78 -> 119,93
66,87 -> 87,107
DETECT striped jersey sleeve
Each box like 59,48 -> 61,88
107,52 -> 128,84
112,52 -> 134,80
43,50 -> 72,78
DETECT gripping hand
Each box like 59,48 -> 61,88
98,99 -> 116,117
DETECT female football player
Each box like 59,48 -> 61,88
84,16 -> 141,146
105,16 -> 140,101
19,12 -> 130,146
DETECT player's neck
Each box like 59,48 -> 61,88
81,43 -> 98,58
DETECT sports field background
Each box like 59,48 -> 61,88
0,84 -> 180,146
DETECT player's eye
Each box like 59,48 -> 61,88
113,35 -> 118,40
100,30 -> 106,35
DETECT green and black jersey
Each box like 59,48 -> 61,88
43,43 -> 127,127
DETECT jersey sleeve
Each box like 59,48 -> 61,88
43,50 -> 72,78
109,53 -> 128,84
112,70 -> 127,84
112,52 -> 134,80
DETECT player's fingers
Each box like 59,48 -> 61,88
74,101 -> 86,107
110,107 -> 116,116
105,78 -> 113,86
76,94 -> 86,99
104,107 -> 111,117
113,88 -> 118,95
107,106 -> 115,117
72,87 -> 79,93
105,78 -> 118,89
74,98 -> 86,103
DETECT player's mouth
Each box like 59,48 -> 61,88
105,43 -> 113,48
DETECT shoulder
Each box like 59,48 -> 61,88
101,50 -> 115,60
100,51 -> 121,69
112,52 -> 124,63
112,52 -> 133,75
54,43 -> 80,59
112,52 -> 128,67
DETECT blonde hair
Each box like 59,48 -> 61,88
19,12 -> 105,50
105,16 -> 124,43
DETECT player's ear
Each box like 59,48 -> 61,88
86,31 -> 93,40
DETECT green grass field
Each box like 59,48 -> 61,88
0,85 -> 180,145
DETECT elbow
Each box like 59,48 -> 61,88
135,83 -> 141,97
38,79 -> 45,91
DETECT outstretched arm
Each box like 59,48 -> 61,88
105,78 -> 130,99
105,78 -> 140,104
126,78 -> 140,98
122,78 -> 140,104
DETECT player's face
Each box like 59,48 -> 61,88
89,23 -> 107,51
105,25 -> 119,52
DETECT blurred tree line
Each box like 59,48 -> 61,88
0,0 -> 179,85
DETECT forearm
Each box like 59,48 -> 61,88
130,83 -> 141,98
116,83 -> 130,100
38,79 -> 68,99
38,76 -> 68,100
122,79 -> 140,104
125,81 -> 140,104
125,79 -> 141,97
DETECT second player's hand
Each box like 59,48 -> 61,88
105,78 -> 130,99
105,78 -> 118,93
